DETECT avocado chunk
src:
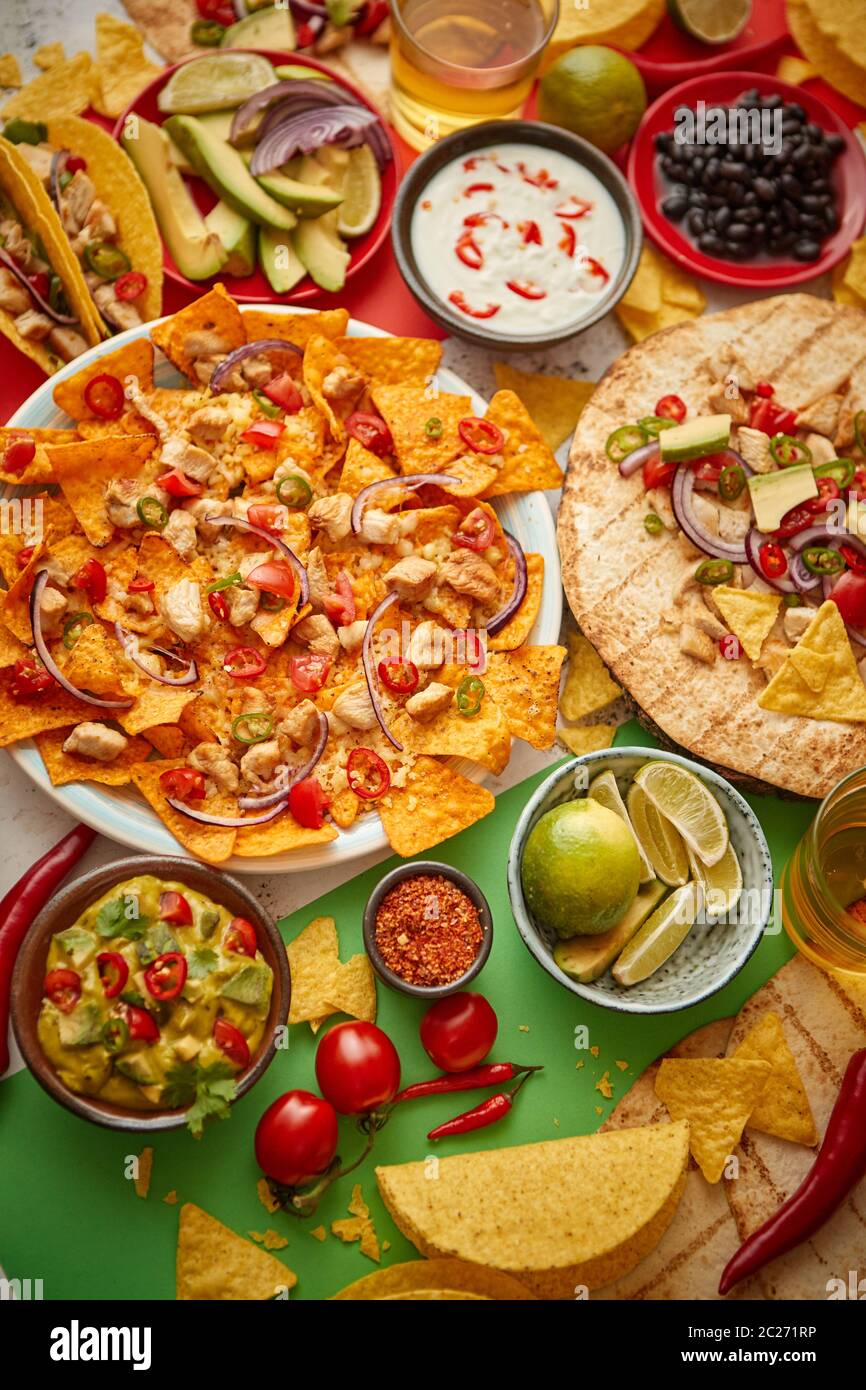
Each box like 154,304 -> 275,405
221,5 -> 295,49
205,200 -> 256,276
256,170 -> 343,217
220,961 -> 273,1009
136,922 -> 180,966
748,463 -> 818,533
164,114 -> 297,231
259,226 -> 307,293
660,414 -> 731,463
122,117 -> 228,280
57,1002 -> 102,1048
553,880 -> 668,984
292,216 -> 350,293
198,907 -> 221,940
275,64 -> 333,81
114,1052 -> 158,1086
54,926 -> 97,968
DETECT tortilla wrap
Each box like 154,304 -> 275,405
558,295 -> 866,797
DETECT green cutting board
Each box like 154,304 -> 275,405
0,721 -> 815,1300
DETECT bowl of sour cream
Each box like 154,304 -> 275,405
393,120 -> 642,350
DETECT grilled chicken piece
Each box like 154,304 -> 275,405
105,479 -> 169,530
187,741 -> 239,794
61,171 -> 96,235
438,549 -> 500,606
708,386 -> 748,424
47,325 -> 90,361
224,585 -> 259,628
240,739 -> 282,789
278,699 -> 321,747
331,681 -> 378,731
13,308 -> 52,341
184,497 -> 232,540
187,404 -> 234,446
38,584 -> 67,636
736,427 -> 775,474
92,282 -> 141,333
359,508 -> 402,545
385,556 -> 437,601
408,619 -> 448,668
337,619 -> 367,652
783,606 -> 814,642
405,682 -> 453,722
321,361 -> 364,405
293,613 -> 340,660
308,492 -> 353,543
160,435 -> 215,483
0,269 -> 30,315
305,546 -> 330,612
796,394 -> 843,438
163,509 -> 198,562
679,623 -> 716,664
161,578 -> 206,643
62,722 -> 128,762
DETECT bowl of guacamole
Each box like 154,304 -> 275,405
12,856 -> 290,1132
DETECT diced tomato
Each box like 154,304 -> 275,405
196,0 -> 234,22
158,767 -> 206,803
157,468 -> 201,498
655,394 -> 687,423
2,435 -> 35,474
755,381 -> 775,398
453,506 -> 495,552
123,1004 -> 160,1043
355,0 -> 389,36
44,968 -> 81,1014
852,468 -> 866,500
773,504 -> 815,540
808,476 -> 841,513
29,271 -> 50,299
288,776 -> 330,830
213,1017 -> 250,1068
322,572 -> 355,627
749,397 -> 797,436
242,420 -> 284,450
72,557 -> 107,604
246,503 -> 287,534
245,561 -> 296,600
263,372 -> 303,414
97,952 -> 129,999
223,916 -> 257,958
643,452 -> 677,490
295,20 -> 315,45
692,453 -> 730,483
223,646 -> 267,679
290,653 -> 331,693
159,890 -> 192,926
9,657 -> 54,698
65,155 -> 87,176
759,542 -> 788,580
830,570 -> 866,629
840,543 -> 866,576
15,545 -> 34,570
346,411 -> 393,458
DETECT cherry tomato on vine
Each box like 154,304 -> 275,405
315,1021 -> 401,1115
254,1090 -> 339,1188
420,992 -> 498,1073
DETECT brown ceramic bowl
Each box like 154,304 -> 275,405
11,855 -> 290,1132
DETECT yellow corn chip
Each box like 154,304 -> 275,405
655,1057 -> 772,1183
91,14 -> 162,119
176,1204 -> 296,1299
787,0 -> 866,104
234,815 -> 337,858
143,724 -> 186,758
776,54 -> 817,84
758,601 -> 866,722
616,245 -> 706,341
493,364 -> 595,450
337,335 -> 442,387
843,237 -> 866,302
152,285 -> 245,383
620,249 -> 663,315
241,308 -> 349,348
164,1191 -> 178,1205
488,553 -> 544,652
332,1185 -> 381,1262
286,916 -> 341,1024
440,453 -> 499,498
560,631 -> 620,720
558,723 -> 618,755
392,697 -> 511,773
0,426 -> 77,486
733,1012 -> 819,1147
35,726 -> 150,788
0,55 -> 22,88
119,686 -> 198,737
134,1147 -> 153,1199
378,756 -> 495,857
544,0 -> 665,66
129,760 -> 237,864
53,339 -> 155,420
482,390 -> 563,496
0,679 -> 96,748
48,434 -> 158,544
248,1229 -> 289,1251
2,52 -> 94,120
327,953 -> 377,1024
310,1225 -> 327,1242
61,620 -> 135,700
712,585 -> 781,662
789,645 -> 832,693
0,624 -> 29,668
339,437 -> 397,495
482,645 -> 566,750
1,540 -> 46,641
372,383 -> 472,476
33,43 -> 66,70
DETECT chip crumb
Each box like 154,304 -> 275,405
257,1177 -> 280,1214
382,1240 -> 391,1252
163,1190 -> 178,1205
134,1146 -> 153,1200
310,1224 -> 327,1242
615,1059 -> 629,1072
590,1045 -> 599,1058
553,1116 -> 560,1127
0,54 -> 22,88
595,1106 -> 604,1116
332,1185 -> 380,1261
518,1024 -> 530,1033
596,1071 -> 614,1099
575,1060 -> 584,1070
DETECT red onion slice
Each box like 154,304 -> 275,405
744,528 -> 797,594
362,590 -> 402,751
788,553 -> 821,594
29,571 -> 133,710
0,247 -> 78,326
209,338 -> 302,393
250,105 -> 381,175
487,533 -> 529,637
351,473 -> 460,534
230,79 -> 354,144
238,710 -> 329,809
205,513 -> 309,607
618,441 -> 658,478
290,0 -> 329,17
167,797 -> 288,829
115,622 -> 198,686
788,525 -> 845,552
671,467 -> 748,564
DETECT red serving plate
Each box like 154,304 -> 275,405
112,49 -> 399,304
619,0 -> 788,96
628,69 -> 866,289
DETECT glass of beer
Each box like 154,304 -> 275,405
389,0 -> 560,151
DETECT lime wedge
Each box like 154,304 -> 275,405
337,145 -> 382,239
632,762 -> 729,868
626,784 -> 690,887
612,883 -> 700,987
589,771 -> 655,884
157,53 -> 277,115
667,0 -> 752,45
687,842 -> 742,916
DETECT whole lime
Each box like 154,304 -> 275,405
520,798 -> 641,940
538,46 -> 647,154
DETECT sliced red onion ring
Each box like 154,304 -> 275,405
49,147 -> 69,213
0,247 -> 78,326
671,466 -> 748,564
744,528 -> 797,594
618,441 -> 658,478
166,797 -> 288,829
362,590 -> 402,751
230,79 -> 354,144
488,533 -> 528,637
238,710 -> 329,809
788,525 -> 846,553
290,0 -> 329,17
115,622 -> 198,686
250,105 -> 381,175
351,473 -> 460,535
788,553 -> 821,594
205,513 -> 309,607
29,571 -> 133,710
209,338 -> 303,394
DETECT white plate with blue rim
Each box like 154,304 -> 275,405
2,306 -> 562,873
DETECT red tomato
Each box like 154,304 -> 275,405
749,397 -> 797,436
223,916 -> 257,958
159,890 -> 192,925
315,1021 -> 401,1115
9,657 -> 54,698
290,653 -> 331,693
354,0 -> 389,36
263,373 -> 303,414
323,572 -> 355,627
29,271 -> 50,299
246,504 -> 286,534
123,1004 -> 160,1043
15,545 -> 34,569
453,506 -> 495,551
144,952 -> 187,1001
807,476 -> 840,513
213,1017 -> 250,1069
3,435 -> 35,474
242,420 -> 284,450
97,952 -> 128,999
65,155 -> 87,175
346,411 -> 393,458
755,381 -> 775,398
774,504 -> 815,540
127,576 -> 155,593
840,543 -> 866,576
295,19 -> 315,45
830,570 -> 866,629
655,394 -> 687,423
159,767 -> 206,803
196,0 -> 234,23
156,467 -> 201,498
642,451 -> 677,490
44,967 -> 81,1014
246,561 -> 296,599
288,776 -> 330,830
420,992 -> 498,1073
254,1090 -> 339,1188
72,557 -> 107,604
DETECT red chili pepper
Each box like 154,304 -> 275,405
263,372 -> 303,414
463,211 -> 508,230
114,271 -> 147,302
157,467 -> 201,498
518,163 -> 558,190
43,967 -> 82,1014
377,658 -> 419,695
223,646 -> 267,679
720,1049 -> 866,1295
83,373 -> 125,420
396,1061 -> 541,1103
520,220 -> 542,245
655,394 -> 687,423
807,476 -> 840,513
773,504 -> 815,540
455,232 -> 483,270
759,541 -> 788,579
448,290 -> 500,320
0,825 -> 95,1072
453,506 -> 495,552
355,0 -> 389,36
295,20 -> 315,45
208,590 -> 229,621
29,271 -> 50,299
288,776 -> 330,830
506,278 -> 547,301
159,890 -> 192,926
556,196 -> 592,219
72,556 -> 107,605
223,916 -> 257,958
558,223 -> 577,257
97,951 -> 128,999
458,417 -> 504,455
127,576 -> 155,593
582,256 -> 610,284
463,182 -> 494,196
346,747 -> 391,800
9,657 -> 55,698
144,951 -> 187,1001
346,411 -> 393,458
242,420 -> 284,450
158,767 -> 206,803
15,545 -> 34,570
3,435 -> 35,474
755,380 -> 775,398
427,1068 -> 537,1140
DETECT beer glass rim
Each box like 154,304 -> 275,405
390,0 -> 561,83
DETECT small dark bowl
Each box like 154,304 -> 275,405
392,119 -> 643,350
11,855 -> 290,1132
362,861 -> 493,1000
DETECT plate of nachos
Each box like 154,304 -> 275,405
0,287 -> 563,870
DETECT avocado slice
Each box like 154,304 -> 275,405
220,961 -> 273,1009
221,5 -> 295,49
114,1052 -> 158,1086
122,117 -> 228,280
275,64 -> 333,81
164,114 -> 297,232
205,200 -> 256,276
748,464 -> 818,533
57,1002 -> 102,1048
54,926 -> 97,968
660,414 -> 731,463
553,880 -> 668,984
259,226 -> 307,293
256,170 -> 343,217
292,216 -> 350,293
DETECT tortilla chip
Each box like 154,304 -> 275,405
559,723 -> 618,755
338,437 -> 397,495
129,759 -> 237,863
544,0 -> 665,65
142,723 -> 186,758
616,245 -> 706,341
0,679 -> 97,747
91,14 -> 162,119
482,646 -> 566,749
0,624 -> 29,668
46,435 -> 156,546
36,726 -> 150,787
61,620 -> 135,700
0,55 -> 22,88
786,0 -> 866,106
233,814 -> 337,858
248,1229 -> 289,1251
758,601 -> 866,722
482,391 -> 563,496
392,696 -> 511,773
378,756 -> 495,857
134,1147 -> 153,1199
53,339 -> 155,420
0,427 -> 77,486
776,54 -> 817,84
733,1012 -> 819,1147
119,686 -> 198,737
33,43 -> 66,71
332,1185 -> 380,1262
2,52 -> 95,119
152,285 -> 245,383
486,554 -> 544,651
0,540 -> 46,641
302,334 -> 354,442
328,954 -> 377,1024
493,363 -> 595,451
372,384 -> 472,476
241,308 -> 349,349
560,631 -> 621,720
286,916 -> 341,1024
333,1258 -> 538,1301
337,336 -> 442,387
655,1057 -> 772,1183
176,1204 -> 296,1300
712,586 -> 781,662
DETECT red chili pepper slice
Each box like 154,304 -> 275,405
655,394 -> 687,423
463,211 -> 508,230
453,506 -> 496,552
208,590 -> 228,621
840,543 -> 866,575
114,271 -> 147,302
519,164 -> 558,189
448,290 -> 500,320
556,196 -> 592,219
455,231 -> 483,270
583,256 -> 610,284
295,19 -> 315,45
377,658 -> 420,695
755,380 -> 775,398
355,0 -> 389,36
760,542 -> 788,579
127,576 -> 155,593
290,653 -> 331,693
346,411 -> 393,457
72,556 -> 107,605
97,951 -> 129,999
346,747 -> 391,800
749,397 -> 797,436
288,776 -> 330,829
223,646 -> 267,679
29,271 -> 50,299
44,967 -> 81,1014
158,767 -> 206,803
213,1016 -> 250,1068
463,182 -> 494,196
223,916 -> 257,958
3,435 -> 35,474
65,154 -> 87,175
242,420 -> 284,450
144,951 -> 187,1001
506,278 -> 547,300
83,373 -> 125,420
322,572 -> 355,627
807,476 -> 840,514
159,890 -> 192,926
156,467 -> 201,498
15,545 -> 34,570
520,220 -> 542,245
124,1003 -> 160,1043
558,223 -> 577,257
458,416 -> 505,455
9,657 -> 55,698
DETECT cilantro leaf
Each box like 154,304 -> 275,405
96,896 -> 148,940
162,1060 -> 237,1138
187,947 -> 218,980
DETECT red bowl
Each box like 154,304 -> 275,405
112,49 -> 399,304
628,69 -> 866,289
619,0 -> 788,97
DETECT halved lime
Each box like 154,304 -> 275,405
687,842 -> 742,916
589,771 -> 655,884
612,882 -> 700,987
626,783 -> 690,887
632,762 -> 729,868
668,0 -> 752,46
337,145 -> 382,239
157,52 -> 277,115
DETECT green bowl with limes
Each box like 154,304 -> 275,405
507,748 -> 773,1015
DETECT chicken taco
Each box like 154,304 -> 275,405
0,114 -> 162,343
